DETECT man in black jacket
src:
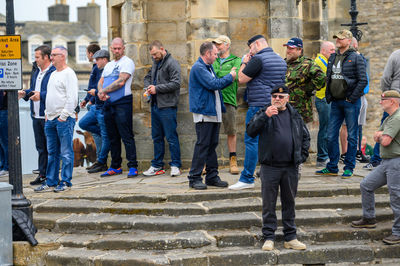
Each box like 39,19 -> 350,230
247,84 -> 310,251
316,29 -> 367,178
143,40 -> 182,177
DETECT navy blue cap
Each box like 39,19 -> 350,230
247,35 -> 265,46
283,37 -> 303,48
271,84 -> 289,94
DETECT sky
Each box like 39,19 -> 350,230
0,0 -> 108,37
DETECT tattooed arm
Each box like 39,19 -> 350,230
102,72 -> 131,94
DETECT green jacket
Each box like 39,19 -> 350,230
285,56 -> 326,123
213,54 -> 242,107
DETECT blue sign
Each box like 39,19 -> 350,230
0,68 -> 3,78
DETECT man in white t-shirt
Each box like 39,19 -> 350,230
98,37 -> 138,178
34,46 -> 78,193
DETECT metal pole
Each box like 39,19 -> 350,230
341,0 -> 368,42
5,0 -> 32,215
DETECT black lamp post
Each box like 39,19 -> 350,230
5,0 -> 33,218
341,0 -> 368,41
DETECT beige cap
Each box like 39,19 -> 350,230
213,35 -> 231,45
333,29 -> 353,39
382,90 -> 400,99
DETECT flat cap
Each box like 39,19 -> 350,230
213,35 -> 231,45
333,29 -> 353,39
271,84 -> 289,94
381,90 -> 400,99
93,49 -> 110,59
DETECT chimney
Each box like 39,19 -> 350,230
48,0 -> 69,22
78,1 -> 101,35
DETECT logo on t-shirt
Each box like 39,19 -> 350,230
332,61 -> 344,80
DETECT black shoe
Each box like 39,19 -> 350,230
356,151 -> 369,163
206,179 -> 229,188
30,175 -> 46,186
189,181 -> 207,190
340,153 -> 346,163
88,163 -> 108,174
351,217 -> 377,228
86,161 -> 99,170
383,234 -> 400,245
32,169 -> 40,174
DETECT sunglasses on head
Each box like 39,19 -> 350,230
272,94 -> 286,99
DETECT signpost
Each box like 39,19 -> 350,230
0,35 -> 22,90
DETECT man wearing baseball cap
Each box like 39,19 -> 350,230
284,37 -> 326,124
212,35 -> 241,175
316,29 -> 367,178
247,84 -> 310,251
352,90 -> 400,245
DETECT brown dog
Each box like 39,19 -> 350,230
76,130 -> 97,165
73,138 -> 86,167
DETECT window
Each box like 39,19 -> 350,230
30,44 -> 40,63
78,45 -> 88,63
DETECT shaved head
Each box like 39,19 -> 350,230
111,37 -> 125,60
320,41 -> 335,59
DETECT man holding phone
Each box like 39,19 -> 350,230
19,45 -> 56,186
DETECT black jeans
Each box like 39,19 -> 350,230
188,122 -> 220,184
104,102 -> 138,169
32,117 -> 47,176
260,164 -> 298,241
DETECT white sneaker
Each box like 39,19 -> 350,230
0,170 -> 9,176
262,240 -> 274,251
228,181 -> 255,190
170,166 -> 181,177
143,166 -> 165,176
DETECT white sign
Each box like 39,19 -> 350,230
0,59 -> 22,90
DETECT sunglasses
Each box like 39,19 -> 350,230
271,94 -> 286,99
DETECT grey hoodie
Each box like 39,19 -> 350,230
381,49 -> 400,92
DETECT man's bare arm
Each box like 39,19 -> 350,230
102,73 -> 131,93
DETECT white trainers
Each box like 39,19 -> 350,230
170,166 -> 181,177
262,240 -> 274,251
228,181 -> 255,190
0,170 -> 9,176
143,166 -> 165,176
284,239 -> 307,250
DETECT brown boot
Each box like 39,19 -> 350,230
230,156 -> 239,175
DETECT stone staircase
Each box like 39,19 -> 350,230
13,166 -> 400,265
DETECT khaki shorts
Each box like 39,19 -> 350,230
222,104 -> 237,135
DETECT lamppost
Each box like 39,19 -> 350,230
5,0 -> 33,218
341,0 -> 368,41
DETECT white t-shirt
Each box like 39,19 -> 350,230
33,64 -> 51,119
45,67 -> 78,121
102,55 -> 135,102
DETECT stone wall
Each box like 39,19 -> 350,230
106,0 -> 395,169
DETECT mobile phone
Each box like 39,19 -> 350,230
26,91 -> 35,98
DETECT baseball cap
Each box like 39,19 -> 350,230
283,38 -> 303,48
93,49 -> 110,59
213,35 -> 231,45
333,29 -> 353,39
271,84 -> 289,94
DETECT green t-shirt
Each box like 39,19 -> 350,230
379,108 -> 400,158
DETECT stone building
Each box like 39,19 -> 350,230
105,0 -> 400,169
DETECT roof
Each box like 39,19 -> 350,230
19,21 -> 99,41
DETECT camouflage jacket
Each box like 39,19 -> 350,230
285,56 -> 326,123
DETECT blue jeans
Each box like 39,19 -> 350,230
79,105 -> 102,158
151,105 -> 181,168
370,112 -> 389,163
239,106 -> 261,184
327,99 -> 361,172
0,110 -> 8,171
315,98 -> 330,162
45,117 -> 75,187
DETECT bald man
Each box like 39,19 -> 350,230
98,37 -> 138,178
315,41 -> 335,167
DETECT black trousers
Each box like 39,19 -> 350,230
32,117 -> 47,176
260,164 -> 298,241
104,102 -> 138,169
188,122 -> 220,184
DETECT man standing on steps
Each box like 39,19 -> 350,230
18,45 -> 56,185
352,90 -> 400,245
142,40 -> 182,177
247,85 -> 310,251
98,37 -> 138,178
212,35 -> 241,175
229,35 -> 287,191
315,29 -> 367,178
187,41 -> 236,190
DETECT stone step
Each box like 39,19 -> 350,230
35,222 -> 394,251
54,185 -> 388,203
33,194 -> 390,215
33,208 -> 394,233
44,241 -> 400,266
